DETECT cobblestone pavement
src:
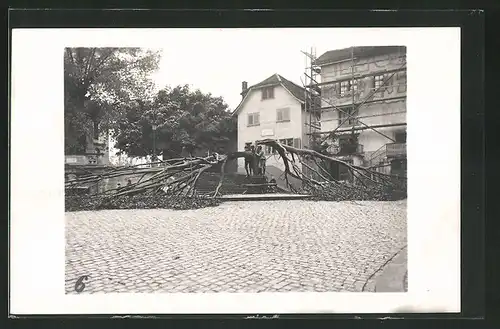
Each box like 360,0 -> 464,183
65,200 -> 407,294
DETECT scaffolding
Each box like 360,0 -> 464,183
302,46 -> 407,175
301,48 -> 322,150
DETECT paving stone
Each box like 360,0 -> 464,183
65,200 -> 407,294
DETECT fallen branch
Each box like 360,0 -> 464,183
66,142 -> 406,203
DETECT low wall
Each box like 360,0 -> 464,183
65,165 -> 159,195
95,172 -> 158,193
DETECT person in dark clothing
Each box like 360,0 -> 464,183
256,145 -> 266,176
250,145 -> 257,176
244,144 -> 252,177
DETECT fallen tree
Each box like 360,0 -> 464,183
65,155 -> 225,212
65,141 -> 406,211
65,156 -> 220,198
253,139 -> 407,201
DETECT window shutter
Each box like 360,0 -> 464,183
248,114 -> 252,125
293,138 -> 301,148
269,87 -> 274,98
277,109 -> 282,122
256,113 -> 260,125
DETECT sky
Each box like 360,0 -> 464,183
148,28 -> 405,111
109,28 -> 409,160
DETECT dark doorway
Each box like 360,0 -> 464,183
328,160 -> 353,181
390,158 -> 407,177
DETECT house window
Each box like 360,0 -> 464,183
247,112 -> 260,126
395,131 -> 407,143
261,86 -> 275,100
276,108 -> 291,122
338,107 -> 357,126
265,145 -> 275,155
279,138 -> 294,147
340,81 -> 350,96
374,74 -> 385,89
350,79 -> 358,93
340,79 -> 358,96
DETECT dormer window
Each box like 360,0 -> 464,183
261,86 -> 275,100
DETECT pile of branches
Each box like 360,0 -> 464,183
253,139 -> 407,201
303,181 -> 406,202
65,140 -> 406,212
65,194 -> 221,212
65,155 -> 227,211
65,155 -> 221,198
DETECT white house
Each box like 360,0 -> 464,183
232,73 -> 312,186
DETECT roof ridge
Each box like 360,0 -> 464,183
232,73 -> 308,116
280,75 -> 305,90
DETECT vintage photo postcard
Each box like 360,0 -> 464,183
10,27 -> 461,315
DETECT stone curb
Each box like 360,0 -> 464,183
374,246 -> 407,292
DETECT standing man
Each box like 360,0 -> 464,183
250,144 -> 257,176
244,143 -> 252,177
256,145 -> 266,176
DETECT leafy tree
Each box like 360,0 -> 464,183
114,85 -> 237,159
64,47 -> 161,154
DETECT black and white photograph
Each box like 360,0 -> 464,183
11,26 -> 461,315
64,41 -> 408,294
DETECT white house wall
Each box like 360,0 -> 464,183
237,85 -> 303,173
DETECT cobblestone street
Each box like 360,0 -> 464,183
65,200 -> 407,294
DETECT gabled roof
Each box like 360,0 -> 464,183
314,46 -> 406,67
232,73 -> 307,116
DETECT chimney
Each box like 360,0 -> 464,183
241,81 -> 248,97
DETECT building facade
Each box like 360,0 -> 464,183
233,74 -> 312,187
313,46 -> 407,178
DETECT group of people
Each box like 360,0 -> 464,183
244,143 -> 266,177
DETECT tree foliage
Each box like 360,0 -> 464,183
64,47 -> 161,154
114,85 -> 237,159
